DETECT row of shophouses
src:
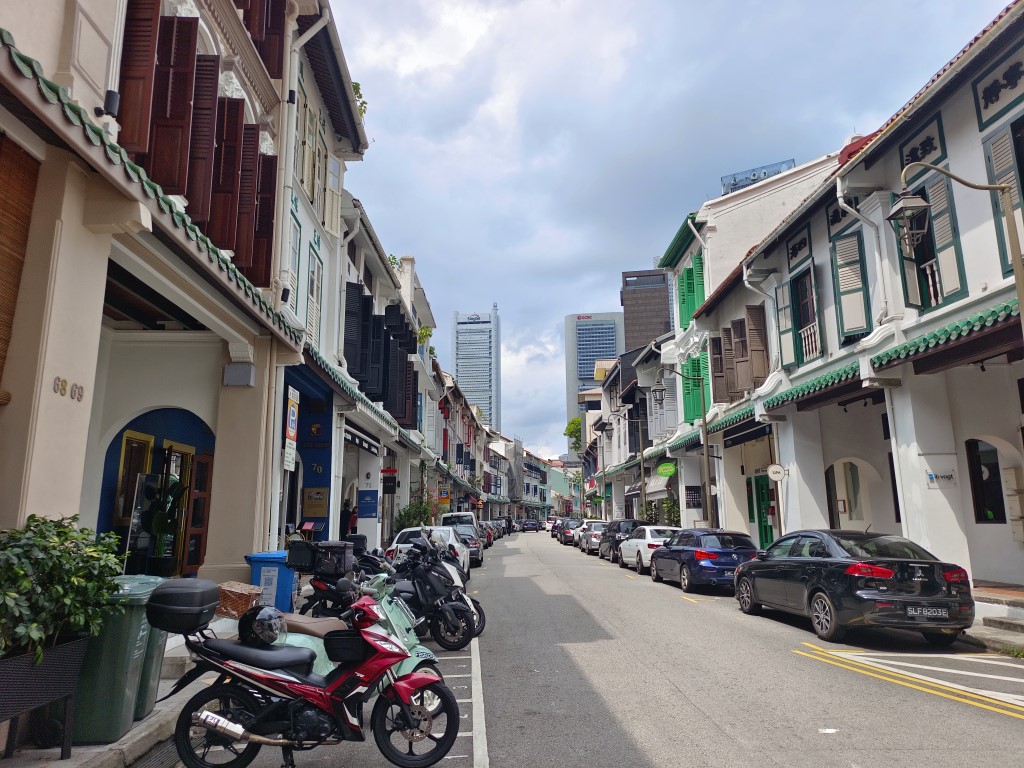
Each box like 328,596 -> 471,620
0,0 -> 554,585
582,1 -> 1024,588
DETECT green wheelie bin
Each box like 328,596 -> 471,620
72,575 -> 161,743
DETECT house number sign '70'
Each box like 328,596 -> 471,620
52,377 -> 85,402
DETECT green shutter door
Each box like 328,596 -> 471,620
677,272 -> 688,330
927,174 -> 965,302
700,351 -> 711,422
684,268 -> 696,324
832,231 -> 871,339
983,129 -> 1022,275
776,282 -> 797,368
693,250 -> 706,306
681,357 -> 695,423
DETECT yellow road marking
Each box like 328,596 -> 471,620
626,575 -> 636,580
793,650 -> 1024,719
681,596 -> 700,604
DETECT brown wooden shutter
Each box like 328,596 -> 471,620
233,0 -> 250,10
732,318 -> 752,392
245,154 -> 277,287
207,98 -> 245,250
256,0 -> 286,79
746,304 -> 768,387
710,336 -> 726,403
0,136 -> 40,406
232,125 -> 260,268
185,54 -> 220,224
244,0 -> 268,42
117,0 -> 161,154
721,327 -> 737,401
140,16 -> 198,194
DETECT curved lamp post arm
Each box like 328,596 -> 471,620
900,161 -> 1008,193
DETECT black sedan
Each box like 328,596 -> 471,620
521,519 -> 539,532
559,518 -> 582,545
734,530 -> 974,645
650,529 -> 757,591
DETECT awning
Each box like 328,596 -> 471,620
645,474 -> 672,501
624,482 -> 640,498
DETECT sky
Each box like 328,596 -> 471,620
336,0 -> 1010,460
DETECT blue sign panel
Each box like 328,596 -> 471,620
357,489 -> 379,519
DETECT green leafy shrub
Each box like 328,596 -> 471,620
0,515 -> 123,663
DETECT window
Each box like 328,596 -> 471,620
832,231 -> 871,341
982,118 -> 1024,276
306,248 -> 323,346
288,216 -> 301,313
777,266 -> 822,368
325,156 -> 343,236
894,173 -> 966,310
766,536 -> 796,558
791,535 -> 826,558
301,101 -> 317,200
966,439 -> 1007,524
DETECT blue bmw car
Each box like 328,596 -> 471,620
650,529 -> 758,592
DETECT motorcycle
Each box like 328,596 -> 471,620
403,536 -> 485,638
149,579 -> 460,768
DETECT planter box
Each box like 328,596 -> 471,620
0,635 -> 90,760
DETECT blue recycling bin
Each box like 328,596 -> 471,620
244,550 -> 297,613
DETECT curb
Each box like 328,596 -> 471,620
961,627 -> 1024,654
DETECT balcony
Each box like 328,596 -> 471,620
921,259 -> 944,308
799,321 -> 820,363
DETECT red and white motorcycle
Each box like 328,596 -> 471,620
149,580 -> 459,768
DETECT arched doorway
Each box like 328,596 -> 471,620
824,457 -> 895,533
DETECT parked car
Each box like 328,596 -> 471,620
544,516 -> 558,531
454,524 -> 484,566
573,519 -> 604,547
650,529 -> 757,591
617,526 -> 681,574
734,529 -> 975,645
559,518 -> 583,545
521,519 -> 539,532
598,518 -> 647,563
385,526 -> 471,575
579,521 -> 607,555
480,523 -> 494,548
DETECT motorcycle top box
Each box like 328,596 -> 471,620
146,578 -> 220,633
287,539 -> 355,577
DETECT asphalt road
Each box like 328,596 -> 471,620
247,529 -> 1024,768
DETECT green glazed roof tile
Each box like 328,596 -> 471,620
763,362 -> 861,410
667,428 -> 702,451
706,405 -> 754,434
871,297 -> 1020,369
0,28 -> 305,347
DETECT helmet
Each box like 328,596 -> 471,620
238,606 -> 288,648
410,537 -> 430,557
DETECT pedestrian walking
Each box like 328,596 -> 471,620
340,499 -> 353,538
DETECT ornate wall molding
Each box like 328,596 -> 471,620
199,0 -> 279,122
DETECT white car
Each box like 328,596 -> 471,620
616,525 -> 682,574
574,519 -> 605,547
578,520 -> 607,555
385,526 -> 471,576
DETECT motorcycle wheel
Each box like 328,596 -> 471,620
470,597 -> 486,637
174,684 -> 263,768
429,610 -> 474,651
372,681 -> 459,768
411,663 -> 444,715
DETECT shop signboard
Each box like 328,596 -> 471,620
284,386 -> 299,471
438,486 -> 451,506
357,489 -> 379,519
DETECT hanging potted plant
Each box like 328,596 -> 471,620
0,515 -> 122,752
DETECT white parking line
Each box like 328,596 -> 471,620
470,637 -> 489,768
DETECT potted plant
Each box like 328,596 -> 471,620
147,476 -> 186,577
0,515 -> 122,755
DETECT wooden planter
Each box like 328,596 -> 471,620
0,636 -> 90,760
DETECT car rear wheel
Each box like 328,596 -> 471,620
921,630 -> 959,647
809,591 -> 846,642
736,576 -> 761,615
679,564 -> 694,593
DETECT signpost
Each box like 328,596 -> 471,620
284,386 -> 299,472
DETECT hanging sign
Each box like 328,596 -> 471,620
284,386 -> 299,472
438,486 -> 451,506
656,462 -> 677,478
357,489 -> 379,519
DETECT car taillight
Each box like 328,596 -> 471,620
592,533 -> 601,539
694,549 -> 718,561
648,542 -> 661,549
845,563 -> 895,578
449,545 -> 459,557
943,567 -> 969,583
385,548 -> 396,559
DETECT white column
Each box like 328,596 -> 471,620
775,408 -> 829,530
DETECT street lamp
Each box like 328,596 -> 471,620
613,409 -> 650,521
886,161 -> 1024,344
653,363 -> 716,528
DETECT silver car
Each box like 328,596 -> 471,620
454,524 -> 485,566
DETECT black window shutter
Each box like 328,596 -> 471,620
343,283 -> 364,375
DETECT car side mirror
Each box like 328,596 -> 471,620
756,550 -> 769,560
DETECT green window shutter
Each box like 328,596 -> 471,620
677,273 -> 688,330
927,174 -> 965,301
693,250 -> 706,306
681,357 -> 695,423
984,128 -> 1022,276
890,191 -> 924,309
832,231 -> 871,339
776,282 -> 797,368
807,265 -> 824,361
700,350 -> 711,421
684,268 -> 696,323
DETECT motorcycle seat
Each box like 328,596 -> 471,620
283,613 -> 349,639
203,638 -> 316,675
395,579 -> 415,594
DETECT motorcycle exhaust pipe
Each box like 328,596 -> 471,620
193,711 -> 295,747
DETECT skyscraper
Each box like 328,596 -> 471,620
452,304 -> 501,430
564,312 -> 624,425
621,269 -> 671,351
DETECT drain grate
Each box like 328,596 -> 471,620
131,738 -> 181,768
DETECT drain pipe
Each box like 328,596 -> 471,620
836,177 -> 893,324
